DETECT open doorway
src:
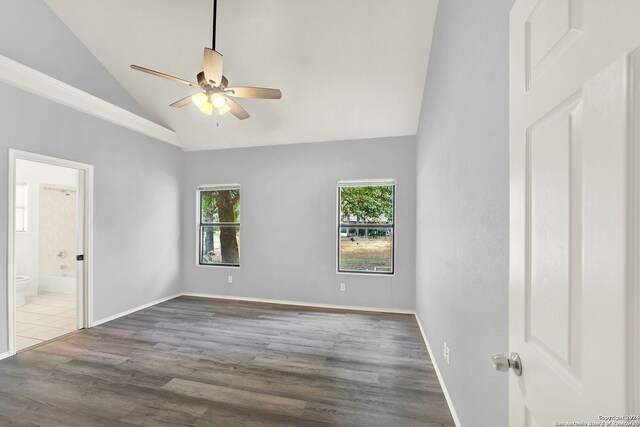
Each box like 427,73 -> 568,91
7,150 -> 93,354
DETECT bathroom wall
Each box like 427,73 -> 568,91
38,184 -> 78,286
14,160 -> 79,297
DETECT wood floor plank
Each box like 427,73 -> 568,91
0,296 -> 455,426
194,406 -> 331,427
163,378 -> 308,417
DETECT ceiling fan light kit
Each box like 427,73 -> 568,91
130,0 -> 281,120
191,93 -> 213,115
191,92 -> 227,116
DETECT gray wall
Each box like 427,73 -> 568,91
182,137 -> 416,310
0,0 -> 150,120
0,0 -> 183,353
415,0 -> 514,425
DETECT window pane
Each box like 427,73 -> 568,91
15,207 -> 26,232
201,189 -> 240,223
15,183 -> 27,207
339,227 -> 393,273
339,185 -> 393,224
201,225 -> 240,265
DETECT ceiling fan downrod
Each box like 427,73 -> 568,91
212,0 -> 218,51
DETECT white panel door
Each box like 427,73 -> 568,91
510,1 -> 640,424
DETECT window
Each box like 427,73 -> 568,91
338,179 -> 395,274
15,183 -> 28,232
198,185 -> 240,266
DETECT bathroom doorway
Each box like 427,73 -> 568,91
7,150 -> 93,354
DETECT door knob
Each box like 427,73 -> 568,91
491,352 -> 522,376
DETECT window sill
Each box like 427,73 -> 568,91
197,263 -> 241,268
336,270 -> 395,277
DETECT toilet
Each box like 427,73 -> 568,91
15,275 -> 31,307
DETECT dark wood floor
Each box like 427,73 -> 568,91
0,296 -> 455,426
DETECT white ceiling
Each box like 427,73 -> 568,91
43,0 -> 438,151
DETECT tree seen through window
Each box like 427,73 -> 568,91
200,188 -> 240,266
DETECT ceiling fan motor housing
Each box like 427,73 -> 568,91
197,71 -> 228,91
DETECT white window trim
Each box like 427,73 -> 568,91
15,182 -> 27,233
195,184 -> 241,268
337,178 -> 396,187
336,179 -> 396,276
197,184 -> 241,191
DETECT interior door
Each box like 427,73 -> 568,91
509,0 -> 640,424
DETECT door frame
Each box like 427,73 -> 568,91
629,49 -> 640,414
6,149 -> 94,356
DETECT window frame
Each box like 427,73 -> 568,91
15,182 -> 28,233
196,184 -> 241,268
336,179 -> 396,276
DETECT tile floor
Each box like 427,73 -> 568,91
16,294 -> 77,351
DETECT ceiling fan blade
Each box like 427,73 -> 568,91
203,48 -> 224,87
225,98 -> 250,120
130,65 -> 198,88
170,95 -> 193,108
226,87 -> 282,99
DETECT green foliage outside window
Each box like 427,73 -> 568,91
340,185 -> 393,224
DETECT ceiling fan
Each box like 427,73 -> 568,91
130,0 -> 281,120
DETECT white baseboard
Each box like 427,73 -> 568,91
414,314 -> 462,427
0,351 -> 10,361
92,293 -> 182,326
180,292 -> 415,314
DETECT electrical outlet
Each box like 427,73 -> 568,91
228,275 -> 233,284
340,283 -> 346,292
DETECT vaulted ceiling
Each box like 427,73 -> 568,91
44,0 -> 438,151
